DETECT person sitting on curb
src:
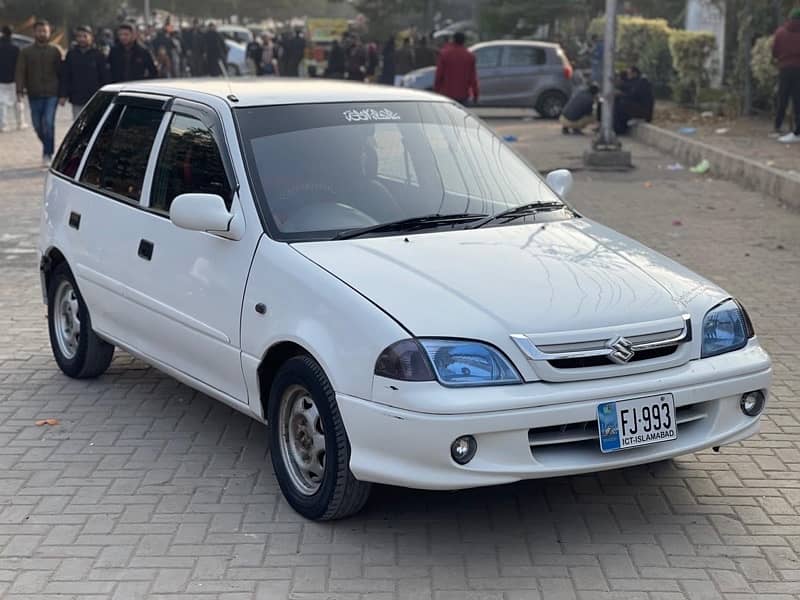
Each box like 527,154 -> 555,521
560,83 -> 599,135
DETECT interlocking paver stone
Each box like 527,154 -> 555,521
0,113 -> 798,598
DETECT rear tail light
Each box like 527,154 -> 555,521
563,62 -> 574,80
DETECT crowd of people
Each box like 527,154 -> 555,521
1,17 -> 484,165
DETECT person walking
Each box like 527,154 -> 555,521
0,25 -> 27,132
434,32 -> 479,105
285,29 -> 306,77
325,39 -> 346,79
59,26 -> 109,120
379,37 -> 396,85
394,38 -> 415,85
15,20 -> 61,165
204,23 -> 227,77
108,23 -> 157,83
772,8 -> 800,143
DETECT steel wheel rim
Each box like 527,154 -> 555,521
542,96 -> 563,118
53,280 -> 81,360
278,384 -> 326,496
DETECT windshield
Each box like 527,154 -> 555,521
236,101 -> 569,241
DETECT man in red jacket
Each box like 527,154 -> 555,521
772,8 -> 800,143
434,32 -> 478,105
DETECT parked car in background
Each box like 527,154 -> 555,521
12,33 -> 33,49
224,39 -> 248,76
217,25 -> 253,45
402,40 -> 574,118
40,80 -> 771,521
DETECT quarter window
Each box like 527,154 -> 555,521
80,104 -> 164,202
150,114 -> 232,214
52,92 -> 114,178
505,46 -> 547,67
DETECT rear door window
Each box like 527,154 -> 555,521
80,104 -> 164,203
52,92 -> 114,178
474,47 -> 502,68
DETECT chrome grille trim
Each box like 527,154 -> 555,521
512,314 -> 692,362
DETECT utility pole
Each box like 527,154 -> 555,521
144,0 -> 151,26
583,0 -> 631,169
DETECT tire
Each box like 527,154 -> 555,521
536,91 -> 568,119
47,262 -> 114,379
227,64 -> 241,76
268,355 -> 371,520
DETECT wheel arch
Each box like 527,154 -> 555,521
40,246 -> 69,300
535,89 -> 568,118
257,340 -> 316,420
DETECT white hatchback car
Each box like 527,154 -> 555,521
40,79 -> 771,520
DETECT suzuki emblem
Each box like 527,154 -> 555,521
607,336 -> 635,364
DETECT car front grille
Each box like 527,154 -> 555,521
528,400 -> 710,457
547,344 -> 678,369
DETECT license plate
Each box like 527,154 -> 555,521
597,394 -> 677,453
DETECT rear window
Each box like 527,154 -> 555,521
80,104 -> 164,203
52,92 -> 114,178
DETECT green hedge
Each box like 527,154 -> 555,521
751,34 -> 778,109
588,15 -> 722,104
588,16 -> 673,97
669,30 -> 717,104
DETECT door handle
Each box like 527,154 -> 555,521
68,212 -> 81,230
137,239 -> 154,261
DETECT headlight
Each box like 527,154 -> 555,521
375,339 -> 522,386
701,299 -> 754,358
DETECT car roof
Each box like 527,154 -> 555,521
471,40 -> 560,50
103,78 -> 448,108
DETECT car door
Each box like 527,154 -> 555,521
471,45 -> 504,106
120,100 -> 260,403
497,44 -> 548,106
71,93 -> 171,352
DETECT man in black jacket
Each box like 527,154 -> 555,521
108,23 -> 157,83
59,26 -> 109,119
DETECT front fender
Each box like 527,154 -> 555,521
240,237 -> 410,405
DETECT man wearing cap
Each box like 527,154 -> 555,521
60,26 -> 109,120
772,8 -> 800,143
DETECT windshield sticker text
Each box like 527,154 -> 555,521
343,108 -> 401,123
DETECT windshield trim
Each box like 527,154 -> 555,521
234,100 -> 574,243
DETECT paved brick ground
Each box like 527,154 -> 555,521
0,112 -> 798,599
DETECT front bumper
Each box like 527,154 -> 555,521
337,344 -> 771,490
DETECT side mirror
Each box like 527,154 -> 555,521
545,169 -> 574,201
170,193 -> 233,236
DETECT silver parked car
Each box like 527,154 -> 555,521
402,40 -> 574,118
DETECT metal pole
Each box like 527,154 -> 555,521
144,0 -> 151,26
598,0 -> 618,147
742,0 -> 753,115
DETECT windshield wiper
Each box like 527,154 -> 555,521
333,213 -> 488,240
470,202 -> 566,229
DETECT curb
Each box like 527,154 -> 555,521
630,123 -> 800,211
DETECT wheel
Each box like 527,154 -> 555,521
227,63 -> 241,76
268,355 -> 371,520
47,262 -> 114,378
536,91 -> 568,119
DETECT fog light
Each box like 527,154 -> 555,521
450,435 -> 477,465
740,390 -> 765,417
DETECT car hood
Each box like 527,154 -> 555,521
292,219 -> 726,340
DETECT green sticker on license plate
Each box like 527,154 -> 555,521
597,394 -> 677,453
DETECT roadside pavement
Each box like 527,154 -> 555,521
0,114 -> 798,600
